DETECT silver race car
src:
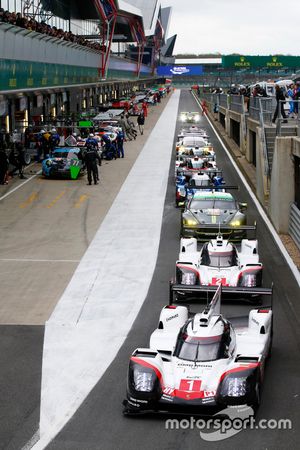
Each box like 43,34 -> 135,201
181,191 -> 247,241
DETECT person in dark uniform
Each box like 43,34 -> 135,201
116,129 -> 125,158
137,112 -> 145,135
0,147 -> 9,184
41,130 -> 52,159
84,143 -> 101,185
272,85 -> 288,123
9,142 -> 26,179
50,128 -> 60,153
15,143 -> 26,178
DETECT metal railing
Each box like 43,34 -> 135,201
219,93 -> 228,108
249,97 -> 273,124
258,98 -> 270,176
229,95 -> 245,114
276,100 -> 300,136
289,203 -> 300,251
201,93 -> 214,104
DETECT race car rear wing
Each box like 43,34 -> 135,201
187,223 -> 257,234
188,184 -> 238,191
191,224 -> 256,229
169,282 -> 273,305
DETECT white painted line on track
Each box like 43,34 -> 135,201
0,170 -> 42,202
21,430 -> 40,450
0,259 -> 79,263
24,162 -> 36,171
30,91 -> 181,450
193,92 -> 300,287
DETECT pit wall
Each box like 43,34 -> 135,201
198,91 -> 300,241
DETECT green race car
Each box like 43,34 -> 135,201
181,191 -> 247,241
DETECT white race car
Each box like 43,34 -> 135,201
176,135 -> 211,150
178,126 -> 209,140
176,233 -> 263,292
177,157 -> 218,181
124,285 -> 273,415
179,111 -> 201,123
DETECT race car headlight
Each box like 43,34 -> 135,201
180,114 -> 187,122
230,220 -> 241,227
133,370 -> 156,392
181,272 -> 196,285
227,377 -> 247,397
240,273 -> 256,287
183,218 -> 198,226
194,115 -> 200,122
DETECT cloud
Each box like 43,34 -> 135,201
161,0 -> 299,54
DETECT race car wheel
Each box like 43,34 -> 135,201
267,317 -> 273,358
247,370 -> 262,414
251,380 -> 261,413
250,294 -> 263,305
24,152 -> 31,165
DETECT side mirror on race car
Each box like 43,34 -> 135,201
239,202 -> 248,210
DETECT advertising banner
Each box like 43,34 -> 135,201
157,65 -> 203,76
222,55 -> 300,69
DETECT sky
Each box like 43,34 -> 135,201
161,0 -> 299,56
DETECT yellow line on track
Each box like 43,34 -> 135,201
46,191 -> 66,209
74,195 -> 89,208
19,192 -> 38,209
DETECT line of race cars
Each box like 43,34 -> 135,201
123,108 -> 273,417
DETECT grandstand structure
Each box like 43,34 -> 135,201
165,55 -> 300,88
0,0 -> 176,131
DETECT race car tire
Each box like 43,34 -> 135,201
251,380 -> 261,413
267,317 -> 273,358
24,152 -> 31,165
250,294 -> 263,305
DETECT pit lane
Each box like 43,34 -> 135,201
0,97 -> 171,450
44,89 -> 300,450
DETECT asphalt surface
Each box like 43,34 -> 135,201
0,326 -> 43,450
44,90 -> 300,449
0,97 -> 170,450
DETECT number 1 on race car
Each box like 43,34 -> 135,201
179,379 -> 202,391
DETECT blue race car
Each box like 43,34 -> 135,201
176,171 -> 224,207
42,147 -> 85,179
